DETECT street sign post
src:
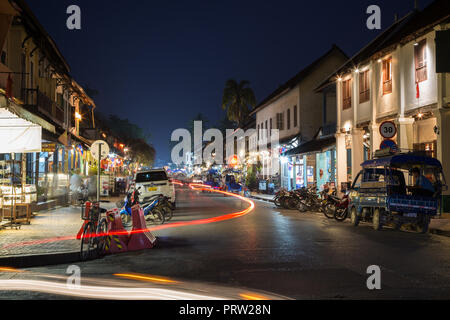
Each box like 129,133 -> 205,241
90,140 -> 110,202
379,121 -> 397,139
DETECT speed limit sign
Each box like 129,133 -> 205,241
379,121 -> 397,139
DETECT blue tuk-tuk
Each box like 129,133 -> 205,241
203,170 -> 221,192
224,174 -> 242,194
348,152 -> 447,233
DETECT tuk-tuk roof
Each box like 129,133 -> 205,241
362,154 -> 442,169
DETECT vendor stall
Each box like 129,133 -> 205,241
0,106 -> 42,228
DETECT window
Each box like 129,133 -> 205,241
29,61 -> 34,89
359,70 -> 370,103
270,118 -> 273,136
265,120 -> 268,138
257,124 -> 260,141
294,106 -> 298,127
382,57 -> 392,94
135,171 -> 168,183
287,109 -> 291,130
1,51 -> 6,64
20,53 -> 26,100
342,79 -> 352,110
276,113 -> 284,130
415,39 -> 427,83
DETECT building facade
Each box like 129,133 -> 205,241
251,45 -> 348,191
319,0 -> 450,209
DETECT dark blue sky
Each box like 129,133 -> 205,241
29,0 -> 433,165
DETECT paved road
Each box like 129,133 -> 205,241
2,186 -> 450,299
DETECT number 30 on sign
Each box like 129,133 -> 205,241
379,121 -> 397,139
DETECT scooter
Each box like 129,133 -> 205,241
119,187 -> 165,226
334,193 -> 350,222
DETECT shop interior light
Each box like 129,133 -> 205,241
417,112 -> 424,119
75,112 -> 82,121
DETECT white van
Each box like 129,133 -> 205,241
134,169 -> 176,206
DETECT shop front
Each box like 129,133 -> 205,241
283,136 -> 336,193
0,102 -> 46,226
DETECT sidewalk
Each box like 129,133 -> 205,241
250,192 -> 275,202
250,192 -> 450,236
0,197 -> 121,259
430,218 -> 450,237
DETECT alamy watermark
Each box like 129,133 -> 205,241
366,265 -> 381,290
366,5 -> 381,30
66,265 -> 81,289
67,5 -> 81,30
171,122 -> 280,176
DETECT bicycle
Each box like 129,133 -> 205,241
80,202 -> 108,261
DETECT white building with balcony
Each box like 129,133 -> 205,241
318,0 -> 450,207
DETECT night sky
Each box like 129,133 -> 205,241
28,0 -> 434,166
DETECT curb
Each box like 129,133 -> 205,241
250,195 -> 275,203
0,251 -> 82,269
429,228 -> 450,238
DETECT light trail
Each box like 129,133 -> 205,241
240,293 -> 269,300
0,185 -> 255,250
0,280 -> 226,300
0,267 -> 25,273
114,273 -> 179,284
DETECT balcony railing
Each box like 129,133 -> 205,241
359,89 -> 370,104
343,97 -> 352,110
383,80 -> 392,95
24,87 -> 65,127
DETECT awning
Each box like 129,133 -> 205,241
283,136 -> 336,157
0,107 -> 42,153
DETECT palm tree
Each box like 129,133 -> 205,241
221,79 -> 256,128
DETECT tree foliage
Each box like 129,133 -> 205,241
221,79 -> 256,127
128,139 -> 156,166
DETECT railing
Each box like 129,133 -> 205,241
383,79 -> 392,95
343,97 -> 352,110
359,89 -> 370,104
24,87 -> 65,127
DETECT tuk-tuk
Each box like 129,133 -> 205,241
223,174 -> 242,194
348,152 -> 447,233
203,170 -> 221,192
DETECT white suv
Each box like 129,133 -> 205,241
134,169 -> 176,206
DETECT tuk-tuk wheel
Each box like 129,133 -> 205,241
373,209 -> 384,231
393,220 -> 402,231
417,215 -> 430,234
350,207 -> 359,227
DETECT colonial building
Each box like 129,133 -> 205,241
250,45 -> 348,190
318,0 -> 450,207
0,0 -> 96,210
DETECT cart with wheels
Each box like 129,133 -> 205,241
348,152 -> 447,233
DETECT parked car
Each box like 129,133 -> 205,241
134,169 -> 176,207
348,153 -> 447,233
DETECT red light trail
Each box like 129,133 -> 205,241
1,185 -> 255,250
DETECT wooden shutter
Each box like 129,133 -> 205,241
415,39 -> 427,83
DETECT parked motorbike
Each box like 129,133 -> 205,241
142,194 -> 173,222
334,193 -> 350,222
297,186 -> 321,213
119,187 -> 165,226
